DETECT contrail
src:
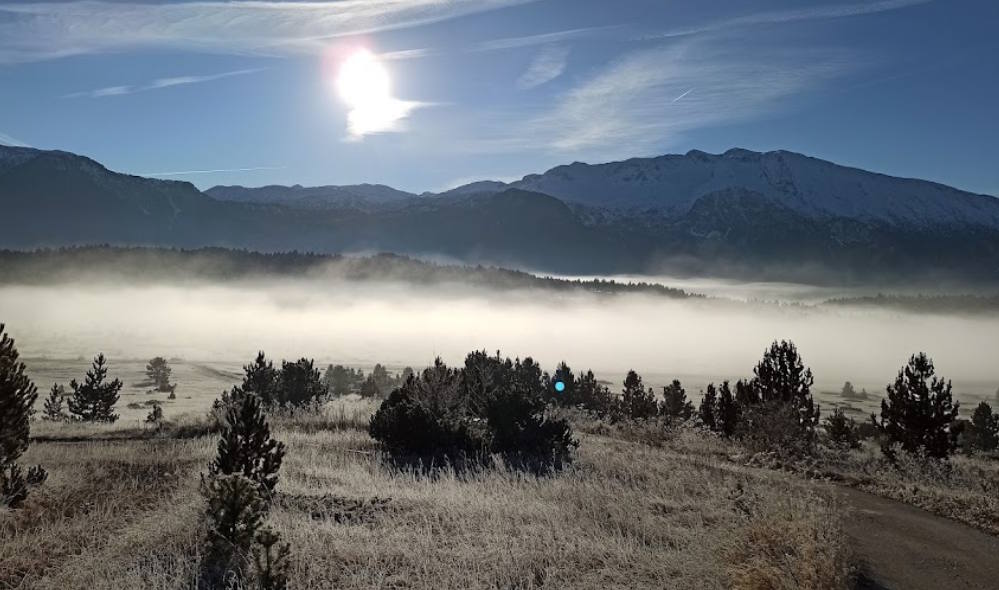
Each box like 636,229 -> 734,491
672,87 -> 694,102
140,165 -> 286,177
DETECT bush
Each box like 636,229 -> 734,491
0,323 -> 46,508
873,353 -> 959,460
370,352 -> 577,470
200,473 -> 267,585
67,353 -> 122,423
253,528 -> 291,590
208,388 -> 286,497
146,403 -> 165,432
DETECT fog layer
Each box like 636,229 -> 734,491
2,280 -> 997,397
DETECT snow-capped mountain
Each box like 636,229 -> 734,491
447,148 -> 999,229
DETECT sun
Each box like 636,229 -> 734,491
336,49 -> 391,108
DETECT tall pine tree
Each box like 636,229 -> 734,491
873,353 -> 959,459
660,379 -> 694,421
968,401 -> 998,453
67,354 -> 122,423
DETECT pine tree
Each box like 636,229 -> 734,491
873,353 -> 959,459
824,408 -> 860,449
276,358 -> 324,407
751,340 -> 820,432
242,352 -> 280,406
613,370 -> 658,421
660,379 -> 694,421
146,403 -> 165,432
208,387 -> 286,497
841,381 -> 857,399
67,354 -> 122,423
359,374 -> 380,398
576,370 -> 614,418
969,401 -> 999,453
145,356 -> 173,392
544,361 -> 577,407
715,381 -> 740,437
0,324 -> 46,508
42,383 -> 66,421
698,384 -> 717,430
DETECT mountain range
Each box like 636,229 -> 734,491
2,144 -> 998,285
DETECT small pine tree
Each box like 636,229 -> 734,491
699,384 -> 718,430
145,356 -> 173,392
824,408 -> 860,449
968,401 -> 999,453
67,354 -> 122,423
873,353 -> 959,459
841,381 -> 857,399
253,528 -> 291,590
613,370 -> 658,421
200,473 -> 267,583
0,323 -> 46,508
660,379 -> 694,421
42,383 -> 66,421
208,388 -> 286,497
715,381 -> 740,437
242,352 -> 280,406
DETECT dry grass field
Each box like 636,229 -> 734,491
3,397 -> 851,590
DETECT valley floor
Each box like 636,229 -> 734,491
4,400 -> 851,590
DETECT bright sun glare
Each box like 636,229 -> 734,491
336,49 -> 414,138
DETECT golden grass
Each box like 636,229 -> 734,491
3,400 -> 851,590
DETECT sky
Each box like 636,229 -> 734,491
0,0 -> 996,195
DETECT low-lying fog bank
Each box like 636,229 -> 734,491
2,279 -> 997,403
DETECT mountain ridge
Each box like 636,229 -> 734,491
2,143 -> 998,285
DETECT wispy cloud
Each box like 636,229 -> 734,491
473,25 -> 620,52
64,68 -> 262,99
463,40 -> 854,157
140,166 -> 286,177
0,0 -> 535,63
645,0 -> 933,40
0,131 -> 30,147
517,45 -> 570,89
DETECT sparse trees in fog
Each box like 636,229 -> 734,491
660,379 -> 694,422
968,401 -> 998,453
42,383 -> 66,421
0,323 -> 47,508
67,353 -> 122,423
323,364 -> 365,396
145,356 -> 174,392
576,370 -> 614,418
873,353 -> 959,460
359,375 -> 380,398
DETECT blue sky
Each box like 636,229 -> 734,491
0,0 -> 996,195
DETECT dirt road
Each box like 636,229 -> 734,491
830,486 -> 999,589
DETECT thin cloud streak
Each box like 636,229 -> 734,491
141,166 -> 287,177
0,131 -> 31,147
460,40 -> 855,158
644,0 -> 933,40
474,25 -> 621,52
0,0 -> 535,63
517,45 -> 570,89
672,87 -> 694,102
64,68 -> 263,99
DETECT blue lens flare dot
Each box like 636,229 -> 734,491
554,380 -> 566,393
